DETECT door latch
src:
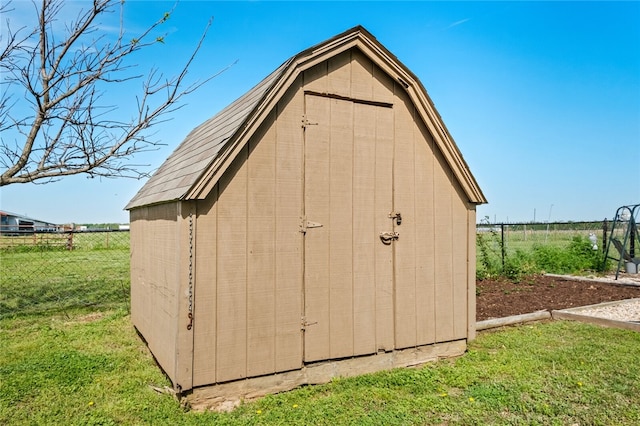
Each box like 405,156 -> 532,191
379,231 -> 399,245
389,212 -> 402,226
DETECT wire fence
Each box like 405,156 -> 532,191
476,220 -> 608,266
1,230 -> 130,319
476,219 -> 640,262
0,219 -> 631,319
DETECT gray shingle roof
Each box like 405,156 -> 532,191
125,57 -> 292,209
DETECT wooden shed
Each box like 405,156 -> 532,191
126,26 -> 487,404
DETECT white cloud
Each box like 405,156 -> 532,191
446,18 -> 470,29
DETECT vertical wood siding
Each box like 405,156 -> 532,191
394,86 -> 419,349
192,80 -> 304,384
273,77 -> 305,372
183,47 -> 474,386
215,145 -> 249,382
193,190 -> 218,386
130,204 -> 180,382
414,117 -> 437,345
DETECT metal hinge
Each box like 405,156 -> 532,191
301,115 -> 318,128
300,217 -> 323,234
301,317 -> 318,331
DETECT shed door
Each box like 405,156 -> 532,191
303,93 -> 395,362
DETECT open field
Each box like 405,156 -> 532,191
0,231 -> 129,318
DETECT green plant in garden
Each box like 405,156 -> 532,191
477,232 -> 607,280
502,249 -> 536,281
476,220 -> 504,280
532,236 -> 601,275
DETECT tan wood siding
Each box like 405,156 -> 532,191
328,97 -> 355,359
393,89 -> 418,349
351,50 -> 373,100
193,190 -> 218,386
303,93 -> 331,362
247,111 -> 277,377
392,86 -> 471,348
303,91 -> 396,361
352,102 -> 377,356
215,146 -> 249,382
433,143 -> 456,343
303,51 -> 473,356
273,81 -> 305,373
192,84 -> 305,385
414,119 -> 437,346
327,52 -> 350,97
175,202 -> 196,389
130,204 -> 180,382
452,186 -> 470,340
467,208 -> 477,340
373,105 -> 395,352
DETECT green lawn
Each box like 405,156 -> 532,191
1,311 -> 638,425
2,228 -> 636,424
0,233 -> 130,318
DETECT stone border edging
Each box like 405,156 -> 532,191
551,298 -> 640,332
477,299 -> 640,332
545,273 -> 640,287
476,310 -> 551,331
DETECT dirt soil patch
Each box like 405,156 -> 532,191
477,274 -> 640,321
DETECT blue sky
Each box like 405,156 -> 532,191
1,0 -> 639,224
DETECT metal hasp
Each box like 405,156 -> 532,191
602,204 -> 640,279
379,231 -> 399,245
388,211 -> 402,226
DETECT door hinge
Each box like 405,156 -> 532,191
300,217 -> 323,234
301,317 -> 318,331
301,115 -> 318,128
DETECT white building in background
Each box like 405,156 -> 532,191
0,211 -> 61,234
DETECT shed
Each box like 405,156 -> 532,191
126,26 -> 487,403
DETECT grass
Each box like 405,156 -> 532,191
0,232 -> 130,318
2,227 -> 636,424
2,312 -> 639,425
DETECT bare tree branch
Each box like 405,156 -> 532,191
0,0 -> 224,185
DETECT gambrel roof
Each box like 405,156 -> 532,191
126,26 -> 486,210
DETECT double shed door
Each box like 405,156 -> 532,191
303,93 -> 399,362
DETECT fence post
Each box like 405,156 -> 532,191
501,223 -> 506,271
602,218 -> 607,254
66,231 -> 74,250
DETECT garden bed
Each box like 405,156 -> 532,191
477,274 -> 640,321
